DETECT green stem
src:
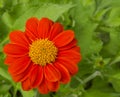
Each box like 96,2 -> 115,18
13,87 -> 17,97
74,76 -> 84,84
35,90 -> 39,97
74,71 -> 103,85
0,36 -> 9,52
109,56 -> 120,66
1,36 -> 9,45
83,71 -> 102,84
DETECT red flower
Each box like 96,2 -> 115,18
3,17 -> 81,94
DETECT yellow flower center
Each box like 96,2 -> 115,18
29,39 -> 58,66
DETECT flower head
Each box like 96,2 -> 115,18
3,17 -> 81,94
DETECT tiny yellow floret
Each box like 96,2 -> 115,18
29,39 -> 58,66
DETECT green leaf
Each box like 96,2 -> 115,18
20,89 -> 34,97
84,90 -> 119,97
0,18 -> 9,43
0,67 -> 12,82
9,3 -> 31,20
18,0 -> 30,3
1,93 -> 11,97
105,7 -> 120,27
99,0 -> 120,8
0,0 -> 4,8
84,77 -> 119,97
109,73 -> 120,92
71,0 -> 102,57
0,84 -> 11,94
0,0 -> 12,11
101,29 -> 120,57
12,3 -> 73,31
14,84 -> 35,97
70,0 -> 103,77
1,12 -> 13,29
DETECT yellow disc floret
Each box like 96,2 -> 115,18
29,39 -> 58,66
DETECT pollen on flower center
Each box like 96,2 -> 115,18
29,39 -> 58,66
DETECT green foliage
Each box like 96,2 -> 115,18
1,0 -> 120,97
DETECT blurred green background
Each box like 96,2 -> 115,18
1,0 -> 120,97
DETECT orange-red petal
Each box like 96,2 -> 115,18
9,30 -> 29,47
22,78 -> 31,91
32,66 -> 43,87
49,23 -> 63,40
29,65 -> 38,87
58,57 -> 78,75
58,49 -> 81,64
53,30 -> 74,47
30,65 -> 43,88
25,17 -> 39,41
3,44 -> 28,57
59,39 -> 77,51
54,62 -> 70,84
44,64 -> 61,82
11,62 -> 33,82
37,18 -> 53,38
38,77 -> 49,94
46,80 -> 59,92
4,56 -> 17,65
8,56 -> 31,75
71,46 -> 80,52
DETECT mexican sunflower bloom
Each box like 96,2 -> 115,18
3,17 -> 81,94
